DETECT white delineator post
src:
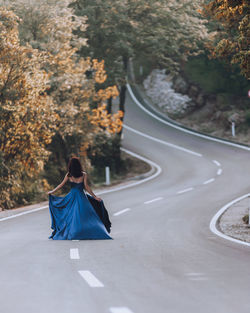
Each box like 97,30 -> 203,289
139,65 -> 143,76
232,121 -> 235,137
105,166 -> 110,185
248,196 -> 250,226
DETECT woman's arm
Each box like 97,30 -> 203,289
48,173 -> 69,195
83,172 -> 102,201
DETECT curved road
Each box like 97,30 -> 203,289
1,89 -> 250,313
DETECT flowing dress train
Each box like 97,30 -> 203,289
48,181 -> 112,240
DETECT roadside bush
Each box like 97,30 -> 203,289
245,111 -> 250,127
87,132 -> 123,176
184,54 -> 248,96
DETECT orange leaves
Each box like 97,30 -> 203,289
95,85 -> 119,101
92,59 -> 108,84
0,8 -> 58,178
202,0 -> 249,78
89,104 -> 124,134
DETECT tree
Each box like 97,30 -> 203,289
0,2 -> 123,208
202,0 -> 249,79
0,8 -> 58,208
72,0 -> 209,122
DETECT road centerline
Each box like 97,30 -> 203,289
144,197 -> 163,204
217,168 -> 222,175
113,208 -> 131,216
78,270 -> 104,287
203,178 -> 215,185
109,308 -> 134,313
177,187 -> 194,194
213,160 -> 221,167
70,248 -> 80,260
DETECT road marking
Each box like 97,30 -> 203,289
177,187 -> 194,194
217,168 -> 222,175
185,272 -> 205,276
97,148 -> 162,195
210,193 -> 250,247
0,149 -> 162,223
123,124 -> 202,157
213,160 -> 221,167
78,271 -> 104,287
70,248 -> 80,259
113,208 -> 131,216
0,205 -> 48,222
127,83 -> 250,151
189,277 -> 208,281
203,178 -> 215,185
185,273 -> 208,281
110,308 -> 134,313
72,240 -> 79,241
144,197 -> 163,204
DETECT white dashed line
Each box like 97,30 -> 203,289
185,273 -> 208,281
217,168 -> 222,175
78,271 -> 104,287
185,272 -> 205,276
177,187 -> 194,194
70,248 -> 80,259
113,208 -> 131,216
213,160 -> 221,167
189,277 -> 209,281
144,197 -> 163,204
72,240 -> 79,241
203,178 -> 215,185
110,308 -> 134,313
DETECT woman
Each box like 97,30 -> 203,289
48,157 -> 112,240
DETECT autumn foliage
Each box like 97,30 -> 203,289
0,5 -> 123,209
203,0 -> 249,78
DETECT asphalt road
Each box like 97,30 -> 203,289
1,89 -> 250,313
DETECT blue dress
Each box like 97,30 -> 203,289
48,181 -> 112,240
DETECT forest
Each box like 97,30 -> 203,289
0,0 -> 249,209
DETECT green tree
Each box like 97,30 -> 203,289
72,0 -> 209,121
202,0 -> 249,78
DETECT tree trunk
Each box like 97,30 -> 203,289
119,84 -> 126,122
107,97 -> 112,114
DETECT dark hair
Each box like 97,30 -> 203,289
67,157 -> 83,178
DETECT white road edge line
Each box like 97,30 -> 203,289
97,148 -> 162,195
217,168 -> 222,175
70,248 -> 80,260
0,149 -> 162,222
123,124 -> 202,158
213,160 -> 221,167
177,187 -> 194,194
203,178 -> 215,185
113,208 -> 131,216
210,193 -> 250,247
144,197 -> 163,204
78,270 -> 104,287
110,308 -> 134,313
127,83 -> 250,151
0,205 -> 48,222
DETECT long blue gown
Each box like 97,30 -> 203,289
48,181 -> 112,240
